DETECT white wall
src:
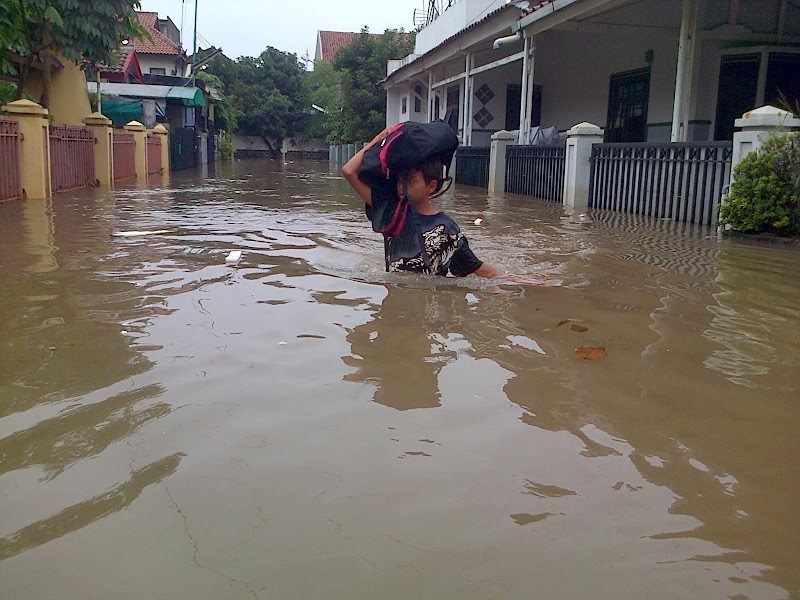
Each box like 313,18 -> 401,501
138,54 -> 183,76
470,61 -> 522,146
415,0 -> 507,55
533,29 -> 679,140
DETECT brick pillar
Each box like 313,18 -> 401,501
488,130 -> 516,194
83,112 -> 113,187
563,122 -> 604,211
2,99 -> 50,199
124,120 -> 147,182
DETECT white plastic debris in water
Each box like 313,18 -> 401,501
112,229 -> 174,237
278,341 -> 288,345
473,218 -> 483,225
465,293 -> 479,305
225,250 -> 242,264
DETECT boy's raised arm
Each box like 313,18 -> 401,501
342,127 -> 393,206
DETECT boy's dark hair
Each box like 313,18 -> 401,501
399,159 -> 446,194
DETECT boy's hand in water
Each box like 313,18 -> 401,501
474,263 -> 552,286
500,274 -> 553,286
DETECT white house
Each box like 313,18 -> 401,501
384,0 -> 800,146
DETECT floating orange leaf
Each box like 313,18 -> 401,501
575,346 -> 606,360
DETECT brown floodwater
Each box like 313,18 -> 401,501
1,159 -> 798,599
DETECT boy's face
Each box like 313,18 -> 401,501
397,169 -> 437,204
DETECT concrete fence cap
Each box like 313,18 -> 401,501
123,120 -> 146,131
491,130 -> 517,141
567,122 -> 603,136
735,105 -> 800,129
152,124 -> 168,134
83,112 -> 112,126
2,98 -> 49,116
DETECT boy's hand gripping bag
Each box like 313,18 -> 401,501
358,120 -> 459,236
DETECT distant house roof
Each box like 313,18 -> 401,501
100,46 -> 144,82
316,31 -> 383,62
135,11 -> 182,55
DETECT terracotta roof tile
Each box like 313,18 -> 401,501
318,31 -> 383,62
134,11 -> 181,55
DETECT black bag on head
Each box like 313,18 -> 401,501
357,120 -> 459,186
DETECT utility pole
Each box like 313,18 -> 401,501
191,0 -> 198,85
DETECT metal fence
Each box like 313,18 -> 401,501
113,131 -> 136,181
505,145 -> 566,201
454,146 -> 490,188
49,124 -> 95,192
146,134 -> 162,174
0,116 -> 22,201
170,127 -> 197,171
589,142 -> 733,226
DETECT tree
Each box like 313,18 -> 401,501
206,48 -> 308,153
332,28 -> 415,143
195,70 -> 241,132
0,0 -> 146,107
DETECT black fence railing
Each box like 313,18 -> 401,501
454,146 -> 490,188
589,142 -> 733,226
505,145 -> 566,201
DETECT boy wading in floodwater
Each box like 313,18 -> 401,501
343,124 -> 547,285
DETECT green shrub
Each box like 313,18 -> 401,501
719,133 -> 800,236
217,130 -> 235,160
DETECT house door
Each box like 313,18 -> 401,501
444,85 -> 461,134
714,54 -> 760,141
605,68 -> 650,143
505,84 -> 543,130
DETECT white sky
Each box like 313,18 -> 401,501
138,0 -> 425,65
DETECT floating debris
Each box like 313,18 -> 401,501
571,324 -> 588,332
575,346 -> 606,360
225,250 -> 242,264
112,229 -> 176,237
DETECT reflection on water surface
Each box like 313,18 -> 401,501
1,160 -> 798,599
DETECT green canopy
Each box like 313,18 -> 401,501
102,100 -> 143,127
166,87 -> 206,107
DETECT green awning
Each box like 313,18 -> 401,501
166,87 -> 206,107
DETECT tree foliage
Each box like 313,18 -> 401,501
206,48 -> 308,150
0,0 -> 146,106
331,28 -> 415,143
719,133 -> 800,236
195,70 -> 241,132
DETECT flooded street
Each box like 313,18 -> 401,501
1,159 -> 798,599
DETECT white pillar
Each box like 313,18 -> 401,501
563,122 -> 604,211
428,71 -> 434,123
488,130 -> 516,194
671,0 -> 699,142
518,36 -> 535,144
731,105 -> 800,174
463,53 -> 473,146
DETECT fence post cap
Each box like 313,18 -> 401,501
83,112 -> 112,126
491,129 -> 517,141
152,124 -> 168,135
2,98 -> 49,116
734,105 -> 800,129
123,120 -> 146,132
567,122 -> 603,136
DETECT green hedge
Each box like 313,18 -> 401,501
719,133 -> 800,236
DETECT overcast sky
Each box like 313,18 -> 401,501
138,0 -> 424,65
